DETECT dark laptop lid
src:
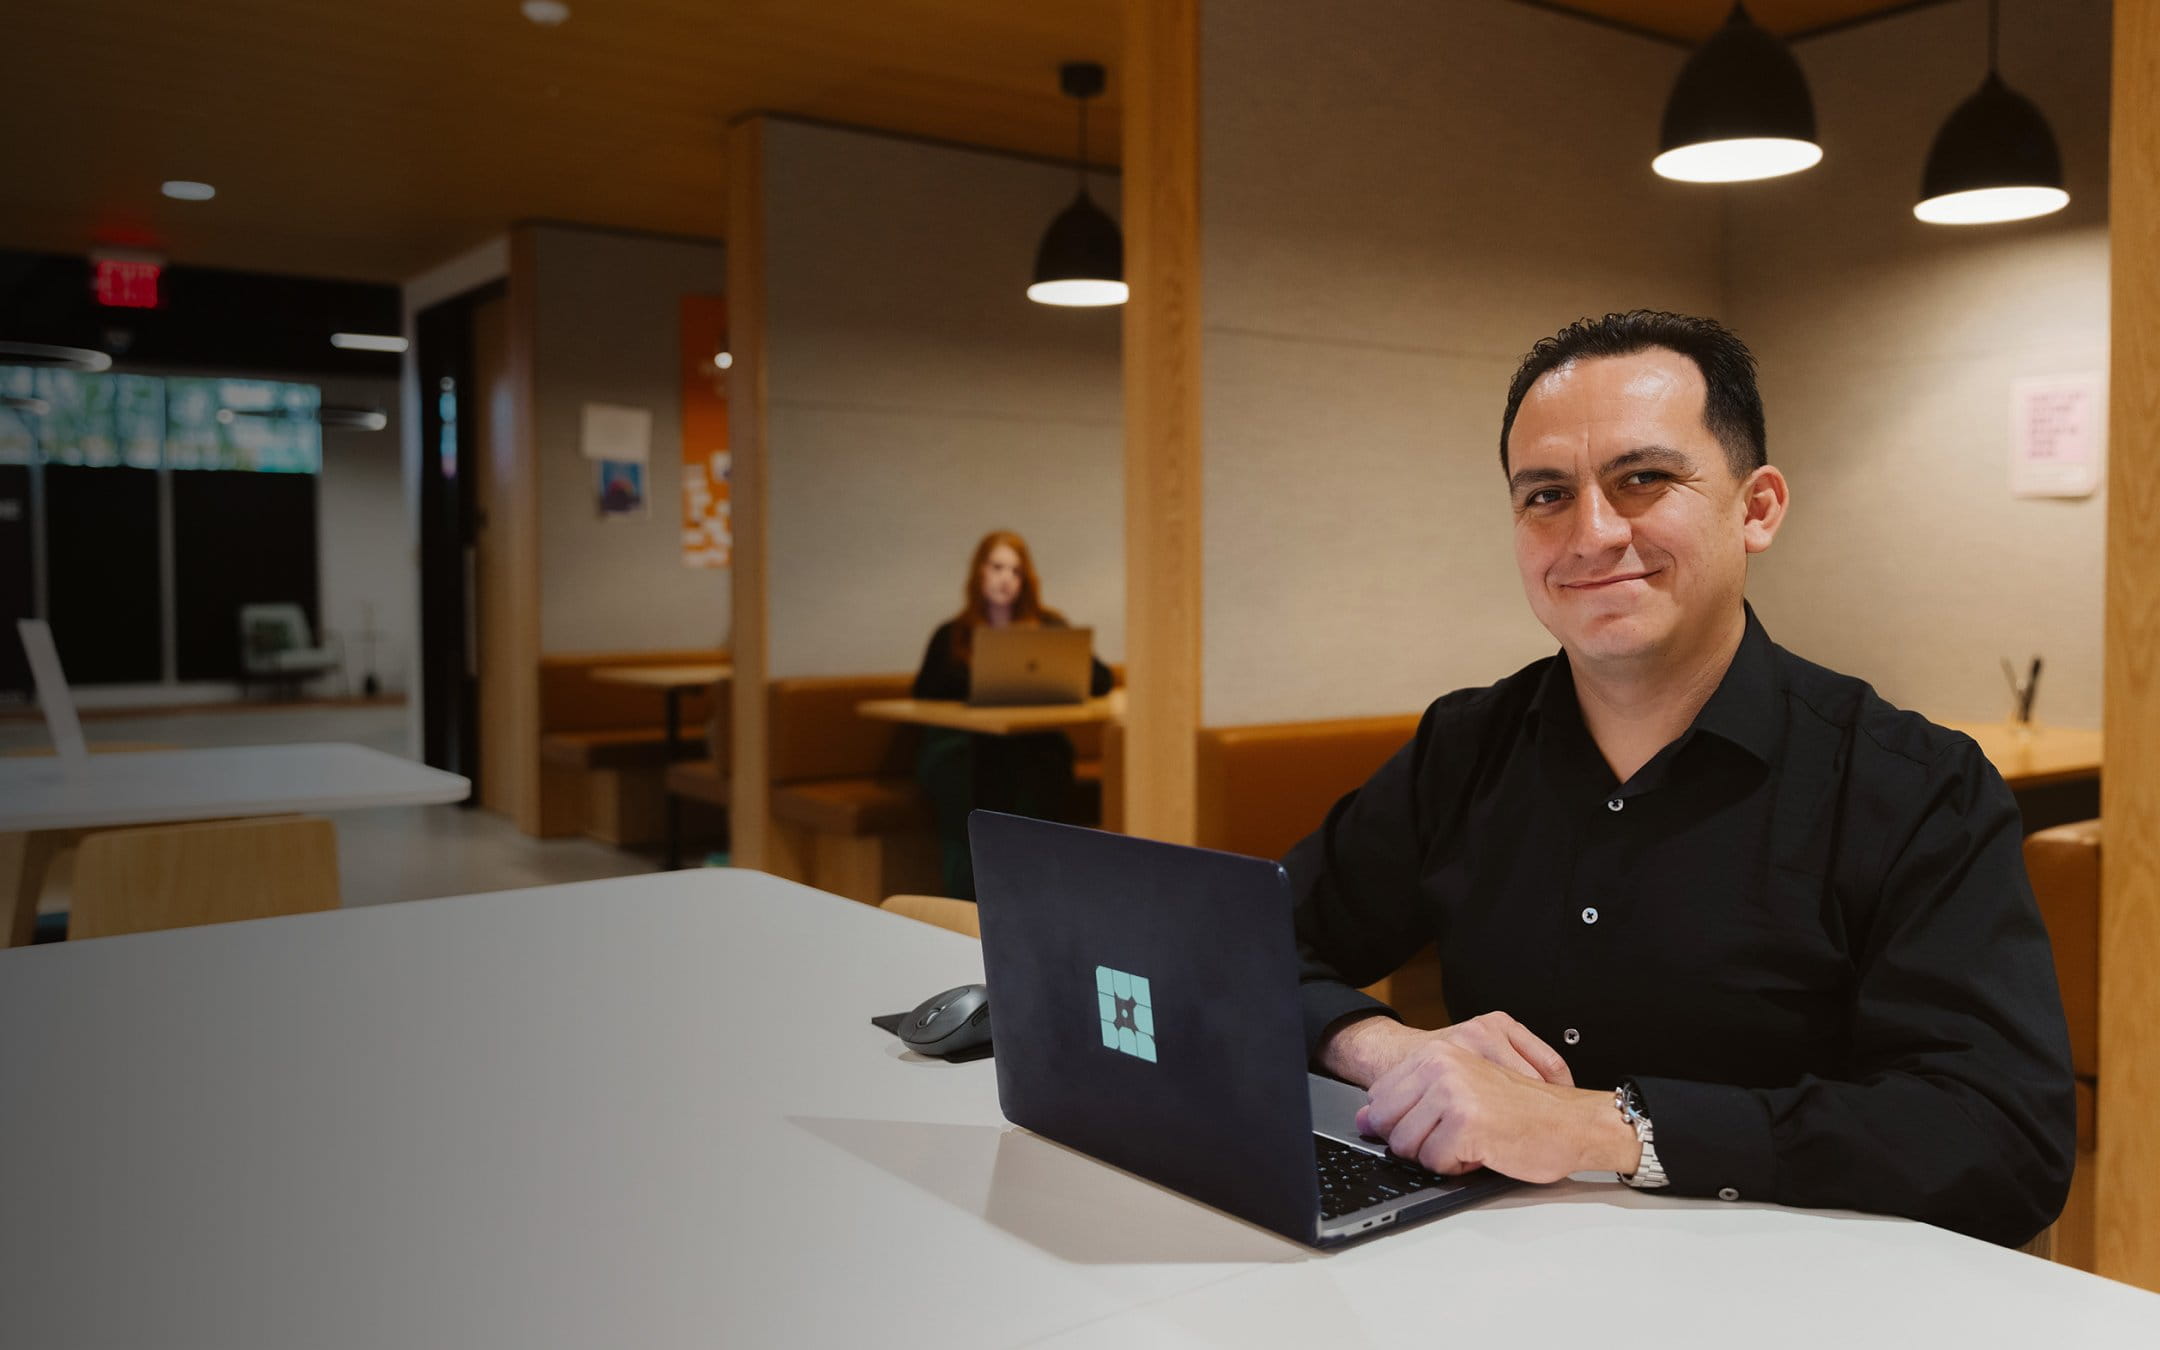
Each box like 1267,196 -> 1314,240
970,811 -> 1322,1244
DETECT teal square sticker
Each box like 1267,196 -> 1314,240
1094,964 -> 1156,1062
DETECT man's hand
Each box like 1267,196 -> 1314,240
1320,1010 -> 1575,1089
1353,1039 -> 1641,1183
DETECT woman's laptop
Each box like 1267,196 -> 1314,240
968,627 -> 1092,706
968,811 -> 1516,1247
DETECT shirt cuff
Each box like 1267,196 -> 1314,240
1628,1076 -> 1776,1203
1299,980 -> 1398,1061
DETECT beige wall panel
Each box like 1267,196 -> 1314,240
528,223 -> 731,655
766,404 -> 1124,676
1728,0 -> 2113,727
760,119 -> 1123,680
1200,0 -> 1716,726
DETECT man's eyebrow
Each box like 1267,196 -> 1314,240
1600,446 -> 1697,475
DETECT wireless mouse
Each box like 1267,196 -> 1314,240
899,983 -> 991,1057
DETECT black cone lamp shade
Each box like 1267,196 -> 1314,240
1653,3 -> 1822,183
1029,190 -> 1127,306
1029,60 -> 1127,307
1914,3 -> 2068,226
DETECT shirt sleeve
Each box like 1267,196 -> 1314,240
1630,738 -> 2077,1247
911,624 -> 969,701
1282,703 -> 1447,1058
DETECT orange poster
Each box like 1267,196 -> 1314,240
679,295 -> 731,567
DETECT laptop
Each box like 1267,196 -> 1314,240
970,811 -> 1516,1247
967,626 -> 1093,707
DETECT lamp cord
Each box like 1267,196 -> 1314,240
1074,92 -> 1089,190
1988,0 -> 1999,73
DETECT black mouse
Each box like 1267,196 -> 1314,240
899,983 -> 991,1057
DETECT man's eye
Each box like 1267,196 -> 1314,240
1622,470 -> 1669,488
1523,489 -> 1564,508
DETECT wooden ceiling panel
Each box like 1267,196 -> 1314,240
2,0 -> 1119,281
0,0 -> 1934,283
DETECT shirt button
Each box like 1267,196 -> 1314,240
1606,798 -> 1624,812
1563,1028 -> 1580,1045
1718,1187 -> 1740,1202
1581,906 -> 1599,925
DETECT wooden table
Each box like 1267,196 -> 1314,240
5,868 -> 2157,1348
590,665 -> 732,868
0,743 -> 470,947
1941,721 -> 2104,790
858,688 -> 1124,736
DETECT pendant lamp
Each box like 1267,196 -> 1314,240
1028,61 -> 1126,308
1652,3 -> 1822,183
1915,0 -> 2067,225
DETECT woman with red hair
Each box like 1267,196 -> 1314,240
913,530 -> 1112,899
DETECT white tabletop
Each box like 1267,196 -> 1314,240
1,870 -> 2154,1349
0,742 -> 471,832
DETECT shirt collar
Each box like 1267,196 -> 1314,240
1528,603 -> 1784,770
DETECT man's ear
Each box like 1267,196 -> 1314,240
1741,465 -> 1790,555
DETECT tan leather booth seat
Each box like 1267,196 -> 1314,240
534,649 -> 728,842
1182,712 -> 1443,1028
763,673 -> 939,903
2023,818 -> 2101,1271
1195,714 -> 1422,861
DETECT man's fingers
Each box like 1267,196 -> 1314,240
1384,1090 -> 1447,1165
1505,1024 -> 1575,1086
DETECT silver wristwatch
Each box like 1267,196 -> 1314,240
1614,1081 -> 1670,1189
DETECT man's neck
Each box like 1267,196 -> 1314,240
1570,609 -> 1747,785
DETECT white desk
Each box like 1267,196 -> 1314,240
0,742 -> 470,945
2,870 -> 2154,1348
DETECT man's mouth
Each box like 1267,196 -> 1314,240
1562,570 -> 1658,590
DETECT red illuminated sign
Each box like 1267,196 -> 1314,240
94,257 -> 162,309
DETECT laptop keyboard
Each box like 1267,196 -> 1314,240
1314,1135 -> 1454,1219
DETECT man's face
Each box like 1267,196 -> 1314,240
1505,348 -> 1771,671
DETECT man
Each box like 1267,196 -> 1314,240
1287,311 -> 2074,1246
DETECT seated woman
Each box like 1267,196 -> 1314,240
913,529 -> 1112,900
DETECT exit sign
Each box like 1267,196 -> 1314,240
94,256 -> 162,309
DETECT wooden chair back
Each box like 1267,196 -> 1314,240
69,816 -> 341,941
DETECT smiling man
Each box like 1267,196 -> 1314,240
1286,311 -> 2074,1246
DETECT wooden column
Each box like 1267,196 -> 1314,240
725,117 -> 776,871
2099,0 -> 2160,1292
1120,0 -> 1204,844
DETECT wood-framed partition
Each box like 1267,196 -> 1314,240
2098,0 -> 2160,1291
724,116 -> 777,872
1119,0 -> 1204,845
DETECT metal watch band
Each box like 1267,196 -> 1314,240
1614,1082 -> 1671,1190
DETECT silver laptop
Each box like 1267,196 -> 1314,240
968,626 -> 1092,707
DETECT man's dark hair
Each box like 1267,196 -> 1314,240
1499,310 -> 1767,480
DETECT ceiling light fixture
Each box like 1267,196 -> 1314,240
522,1 -> 570,27
1652,3 -> 1822,184
0,340 -> 113,372
713,350 -> 733,370
331,332 -> 410,353
161,180 -> 216,201
1027,61 -> 1126,308
223,405 -> 390,432
1914,0 -> 2068,225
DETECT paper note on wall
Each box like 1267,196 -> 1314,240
2010,374 -> 2104,499
581,402 -> 652,464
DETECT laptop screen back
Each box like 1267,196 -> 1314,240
970,811 -> 1321,1244
968,626 -> 1091,706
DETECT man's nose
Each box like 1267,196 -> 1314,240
1570,486 -> 1630,555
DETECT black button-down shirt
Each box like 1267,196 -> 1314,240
1285,607 -> 2075,1246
